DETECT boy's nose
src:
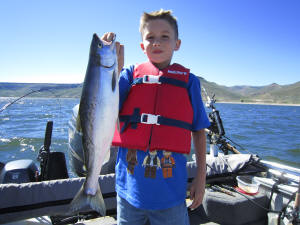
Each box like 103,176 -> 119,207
153,39 -> 161,46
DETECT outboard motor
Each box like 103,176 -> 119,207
38,121 -> 69,181
0,159 -> 38,184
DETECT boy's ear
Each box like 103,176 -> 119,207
174,39 -> 181,51
140,42 -> 146,53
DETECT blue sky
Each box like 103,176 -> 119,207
0,0 -> 299,86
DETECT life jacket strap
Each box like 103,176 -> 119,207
119,108 -> 192,133
132,75 -> 188,89
141,113 -> 160,125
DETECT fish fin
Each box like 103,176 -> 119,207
69,184 -> 87,213
103,148 -> 111,164
82,164 -> 87,172
117,118 -> 120,133
69,182 -> 106,216
75,113 -> 81,132
111,70 -> 117,92
89,184 -> 106,216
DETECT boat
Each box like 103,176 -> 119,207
0,92 -> 299,225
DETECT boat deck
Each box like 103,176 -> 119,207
75,216 -> 219,225
4,215 -> 220,225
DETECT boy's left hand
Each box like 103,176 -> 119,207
189,129 -> 206,210
188,173 -> 205,210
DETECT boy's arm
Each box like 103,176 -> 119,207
117,42 -> 124,74
189,129 -> 206,210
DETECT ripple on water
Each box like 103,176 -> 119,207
265,155 -> 300,169
287,148 -> 300,156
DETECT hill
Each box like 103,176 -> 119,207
199,78 -> 300,104
0,79 -> 299,104
0,83 -> 82,98
226,82 -> 300,104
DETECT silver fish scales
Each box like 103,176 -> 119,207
69,33 -> 119,216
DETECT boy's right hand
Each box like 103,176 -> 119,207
101,32 -> 124,74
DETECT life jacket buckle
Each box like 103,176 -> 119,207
141,113 -> 160,125
143,75 -> 161,84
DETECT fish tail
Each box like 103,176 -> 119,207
69,183 -> 106,216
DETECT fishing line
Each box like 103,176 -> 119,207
222,184 -> 288,214
223,135 -> 254,155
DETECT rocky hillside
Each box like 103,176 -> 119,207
1,79 -> 300,104
199,78 -> 300,104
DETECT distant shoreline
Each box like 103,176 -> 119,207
218,101 -> 300,107
1,96 -> 299,107
1,80 -> 299,105
0,96 -> 79,100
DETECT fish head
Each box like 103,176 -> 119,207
90,33 -> 117,69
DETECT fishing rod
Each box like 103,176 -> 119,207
0,86 -> 62,113
292,180 -> 300,224
37,121 -> 53,181
0,89 -> 40,113
202,86 -> 242,155
0,83 -> 78,113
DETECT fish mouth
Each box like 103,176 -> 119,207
100,61 -> 116,69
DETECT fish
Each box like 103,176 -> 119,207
69,33 -> 119,216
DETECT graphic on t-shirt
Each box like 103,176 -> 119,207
126,149 -> 138,175
161,151 -> 175,178
142,150 -> 161,178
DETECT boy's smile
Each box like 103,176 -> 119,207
140,19 -> 181,70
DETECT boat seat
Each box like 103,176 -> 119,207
202,188 -> 268,225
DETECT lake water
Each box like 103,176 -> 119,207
0,97 -> 299,178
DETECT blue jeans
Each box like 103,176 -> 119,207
117,195 -> 190,225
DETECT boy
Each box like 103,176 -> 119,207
102,9 -> 210,225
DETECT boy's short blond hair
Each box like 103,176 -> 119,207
139,9 -> 179,40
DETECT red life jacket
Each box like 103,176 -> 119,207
112,62 -> 193,154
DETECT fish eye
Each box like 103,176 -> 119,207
98,42 -> 103,48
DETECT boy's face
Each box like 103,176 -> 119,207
140,19 -> 181,69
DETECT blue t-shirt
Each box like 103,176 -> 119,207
115,65 -> 210,210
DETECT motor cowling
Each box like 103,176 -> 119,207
0,159 -> 38,184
